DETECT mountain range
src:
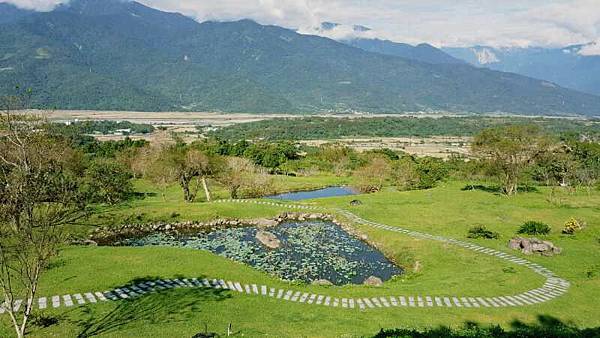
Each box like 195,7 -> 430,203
1,0 -> 600,116
443,45 -> 600,97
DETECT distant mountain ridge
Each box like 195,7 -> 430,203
345,38 -> 464,65
315,21 -> 463,64
444,45 -> 600,96
0,2 -> 33,24
1,0 -> 600,116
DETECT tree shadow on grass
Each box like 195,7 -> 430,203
75,275 -> 231,338
461,184 -> 539,195
373,315 -> 600,337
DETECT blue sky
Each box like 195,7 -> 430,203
4,0 -> 600,52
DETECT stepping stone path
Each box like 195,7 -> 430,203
0,199 -> 571,315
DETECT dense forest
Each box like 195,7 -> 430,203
208,116 -> 600,141
51,120 -> 155,135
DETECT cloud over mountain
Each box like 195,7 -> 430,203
2,0 -> 600,49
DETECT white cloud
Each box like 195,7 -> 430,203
579,41 -> 600,55
3,0 -> 65,11
3,0 -> 600,49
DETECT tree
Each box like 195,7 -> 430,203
147,145 -> 217,203
414,157 -> 449,189
82,159 -> 134,205
353,156 -> 392,193
218,157 -> 274,199
472,125 -> 552,196
0,100 -> 89,338
393,157 -> 420,191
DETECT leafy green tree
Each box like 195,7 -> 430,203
147,146 -> 218,202
472,125 -> 552,196
82,159 -> 134,205
393,157 -> 420,191
415,157 -> 449,189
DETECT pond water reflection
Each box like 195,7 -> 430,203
266,186 -> 358,201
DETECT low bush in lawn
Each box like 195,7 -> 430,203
518,221 -> 551,235
467,225 -> 500,239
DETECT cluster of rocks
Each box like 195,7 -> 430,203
309,275 -> 383,287
89,212 -> 337,246
508,237 -> 562,256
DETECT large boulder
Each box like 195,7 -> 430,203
363,276 -> 383,287
508,237 -> 561,256
255,230 -> 281,249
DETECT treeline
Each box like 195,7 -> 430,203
16,115 -> 599,208
207,116 -> 600,141
50,120 -> 155,135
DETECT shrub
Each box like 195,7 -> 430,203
586,264 -> 600,279
562,218 -> 586,235
502,267 -> 516,274
467,225 -> 500,239
518,221 -> 551,235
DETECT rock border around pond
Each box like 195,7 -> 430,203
90,212 -> 346,245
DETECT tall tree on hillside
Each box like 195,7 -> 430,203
148,145 -> 217,203
0,97 -> 89,338
472,125 -> 552,196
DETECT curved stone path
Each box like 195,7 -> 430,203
0,199 -> 570,314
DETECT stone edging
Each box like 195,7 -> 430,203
0,199 -> 570,314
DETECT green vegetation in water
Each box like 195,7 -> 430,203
120,220 -> 402,285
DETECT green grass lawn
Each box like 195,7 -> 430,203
2,179 -> 600,337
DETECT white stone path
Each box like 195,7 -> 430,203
0,199 -> 570,314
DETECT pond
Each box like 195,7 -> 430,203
121,220 -> 402,285
266,186 -> 358,201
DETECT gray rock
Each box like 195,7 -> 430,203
363,276 -> 383,287
256,219 -> 278,228
508,237 -> 561,256
508,238 -> 521,250
532,243 -> 549,252
350,200 -> 363,206
83,239 -> 98,246
311,279 -> 333,286
255,230 -> 281,249
521,238 -> 533,255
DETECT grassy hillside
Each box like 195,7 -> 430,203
2,179 -> 598,337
